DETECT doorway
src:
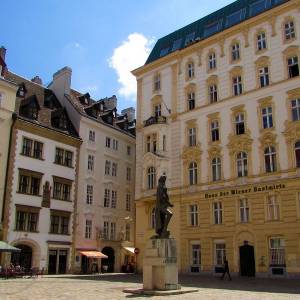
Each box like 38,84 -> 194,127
239,242 -> 255,277
48,249 -> 68,274
48,250 -> 57,274
11,244 -> 32,272
102,247 -> 115,272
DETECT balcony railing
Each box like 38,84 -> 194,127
144,115 -> 167,127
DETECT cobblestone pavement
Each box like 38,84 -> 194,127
0,273 -> 299,300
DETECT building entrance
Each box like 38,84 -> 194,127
48,249 -> 68,274
102,247 -> 115,272
239,241 -> 255,277
11,244 -> 32,272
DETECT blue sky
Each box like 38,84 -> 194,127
2,0 -> 233,111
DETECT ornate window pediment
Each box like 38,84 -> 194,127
182,145 -> 202,163
227,132 -> 252,155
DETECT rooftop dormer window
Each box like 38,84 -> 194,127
20,101 -> 38,120
59,114 -> 68,130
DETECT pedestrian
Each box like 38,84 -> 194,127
220,257 -> 232,280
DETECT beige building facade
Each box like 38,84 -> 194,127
133,0 -> 300,278
0,57 -> 18,239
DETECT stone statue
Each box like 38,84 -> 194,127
154,175 -> 173,238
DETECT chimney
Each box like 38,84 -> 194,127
121,107 -> 135,122
103,95 -> 117,110
0,46 -> 6,62
31,75 -> 43,85
51,66 -> 72,98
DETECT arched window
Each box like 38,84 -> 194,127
236,152 -> 248,177
264,146 -> 277,173
295,141 -> 300,168
189,162 -> 198,185
147,167 -> 156,189
151,207 -> 156,229
212,157 -> 221,181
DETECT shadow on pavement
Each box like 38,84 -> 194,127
46,273 -> 300,295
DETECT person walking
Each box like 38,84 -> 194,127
221,257 -> 232,280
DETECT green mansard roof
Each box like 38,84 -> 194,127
146,0 -> 289,64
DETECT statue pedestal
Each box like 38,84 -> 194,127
143,238 -> 180,291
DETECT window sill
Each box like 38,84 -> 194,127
255,48 -> 268,55
16,191 -> 41,197
49,232 -> 70,236
53,162 -> 74,169
20,153 -> 44,161
52,198 -> 72,203
14,230 -> 39,233
284,37 -> 296,45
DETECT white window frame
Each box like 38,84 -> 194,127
262,106 -> 273,129
188,127 -> 196,147
85,220 -> 92,239
267,195 -> 280,221
189,204 -> 198,226
239,198 -> 249,223
284,21 -> 296,40
264,146 -> 277,173
215,242 -> 226,266
147,167 -> 156,190
86,184 -> 93,205
237,152 -> 248,177
87,155 -> 94,171
208,52 -> 216,70
257,32 -> 267,51
269,237 -> 285,265
104,188 -> 110,207
187,62 -> 195,79
212,157 -> 221,181
209,84 -> 218,103
111,190 -> 117,208
259,66 -> 269,88
189,162 -> 198,185
231,43 -> 240,61
233,75 -> 243,96
291,98 -> 300,121
213,201 -> 222,224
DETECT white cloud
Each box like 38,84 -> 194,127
109,33 -> 153,101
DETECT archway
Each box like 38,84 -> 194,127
102,247 -> 115,272
239,241 -> 255,277
11,244 -> 32,271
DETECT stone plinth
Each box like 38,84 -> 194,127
143,238 -> 180,291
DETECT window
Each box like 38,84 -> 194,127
269,238 -> 285,266
211,120 -> 219,142
55,148 -> 73,167
112,162 -> 118,176
126,167 -> 131,181
209,84 -> 218,103
233,75 -> 243,96
185,32 -> 195,45
104,188 -> 110,207
18,171 -> 41,196
145,134 -> 157,154
127,145 -> 131,156
160,47 -> 169,57
111,190 -> 117,208
257,32 -> 267,51
259,67 -> 269,87
187,92 -> 195,110
21,138 -> 43,160
53,179 -> 72,201
103,221 -> 109,239
189,204 -> 198,226
212,157 -> 222,181
105,160 -> 111,175
235,113 -> 245,135
231,43 -> 240,61
188,127 -> 196,147
172,38 -> 182,51
208,52 -> 216,70
215,243 -> 226,265
291,98 -> 300,121
237,152 -> 248,177
213,202 -> 222,224
89,130 -> 95,142
154,104 -> 161,117
264,146 -> 277,173
250,0 -> 266,16
163,135 -> 166,152
85,220 -> 92,239
87,155 -> 94,171
151,207 -> 156,229
262,107 -> 273,129
113,139 -> 118,150
295,141 -> 300,168
287,56 -> 299,78
50,212 -> 70,235
125,224 -> 131,241
267,195 -> 280,220
191,244 -> 201,267
187,62 -> 195,79
189,162 -> 198,185
239,198 -> 249,223
204,22 -> 219,37
147,167 -> 156,190
110,222 -> 116,240
154,73 -> 161,91
226,9 -> 243,27
86,185 -> 93,205
15,208 -> 39,232
284,21 -> 296,41
106,137 -> 111,148
126,193 -> 131,211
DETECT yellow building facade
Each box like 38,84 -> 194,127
133,0 -> 300,278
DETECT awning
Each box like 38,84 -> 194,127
123,247 -> 135,254
79,251 -> 108,259
0,241 -> 21,253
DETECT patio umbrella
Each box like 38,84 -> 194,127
0,241 -> 21,253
